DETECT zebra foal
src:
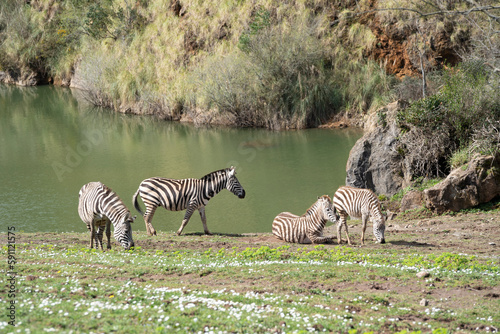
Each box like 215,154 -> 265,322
272,195 -> 339,244
333,186 -> 386,245
78,182 -> 135,251
133,166 -> 246,236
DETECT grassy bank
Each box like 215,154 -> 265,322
2,211 -> 499,333
0,0 -> 395,129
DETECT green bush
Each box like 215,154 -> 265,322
449,147 -> 470,169
397,61 -> 500,176
398,61 -> 500,147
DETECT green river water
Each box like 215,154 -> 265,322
0,85 -> 362,234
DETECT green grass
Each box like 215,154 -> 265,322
390,177 -> 443,203
2,234 -> 499,333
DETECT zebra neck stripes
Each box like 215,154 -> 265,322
201,168 -> 246,200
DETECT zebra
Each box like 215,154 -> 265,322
272,195 -> 339,244
333,186 -> 386,245
132,166 -> 246,236
78,182 -> 135,251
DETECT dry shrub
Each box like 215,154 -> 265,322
393,71 -> 443,102
75,48 -> 116,109
470,119 -> 500,158
399,126 -> 454,178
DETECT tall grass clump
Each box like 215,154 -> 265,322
75,45 -> 117,109
0,0 -> 91,82
0,0 -> 43,75
332,47 -> 395,114
196,14 -> 342,129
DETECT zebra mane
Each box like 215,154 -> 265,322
200,168 -> 228,182
302,195 -> 331,217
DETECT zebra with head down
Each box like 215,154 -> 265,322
272,195 -> 339,244
333,186 -> 386,245
133,166 -> 246,236
78,182 -> 135,251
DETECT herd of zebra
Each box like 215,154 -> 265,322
78,166 -> 386,251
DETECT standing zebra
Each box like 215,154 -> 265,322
272,195 -> 339,244
132,166 -> 246,236
333,186 -> 386,245
78,182 -> 135,251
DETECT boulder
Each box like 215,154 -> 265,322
400,190 -> 424,212
424,154 -> 500,213
345,101 -> 407,196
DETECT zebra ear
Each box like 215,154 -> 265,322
228,167 -> 235,177
131,215 -> 137,222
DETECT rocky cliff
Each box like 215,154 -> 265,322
345,101 -> 407,196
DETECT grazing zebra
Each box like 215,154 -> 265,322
272,195 -> 339,244
333,186 -> 386,245
78,182 -> 135,251
132,166 -> 246,236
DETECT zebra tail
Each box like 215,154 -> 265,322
132,188 -> 144,216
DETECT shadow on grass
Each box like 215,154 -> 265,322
180,232 -> 259,238
388,240 -> 436,247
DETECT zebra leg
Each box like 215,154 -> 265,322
337,214 -> 351,245
309,232 -> 333,244
176,204 -> 196,236
106,219 -> 112,250
336,217 -> 343,244
143,205 -> 158,236
361,214 -> 368,245
96,224 -> 105,251
198,207 -> 212,235
344,221 -> 352,245
89,222 -> 95,250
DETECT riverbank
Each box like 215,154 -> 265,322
2,211 -> 499,333
6,1 -> 496,130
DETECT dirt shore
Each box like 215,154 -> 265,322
19,211 -> 499,257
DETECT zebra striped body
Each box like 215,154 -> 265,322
78,182 -> 135,251
333,186 -> 386,245
133,166 -> 245,236
272,195 -> 339,244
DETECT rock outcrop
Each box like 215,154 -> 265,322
424,154 -> 500,213
345,101 -> 407,196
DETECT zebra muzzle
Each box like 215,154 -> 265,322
238,190 -> 246,199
